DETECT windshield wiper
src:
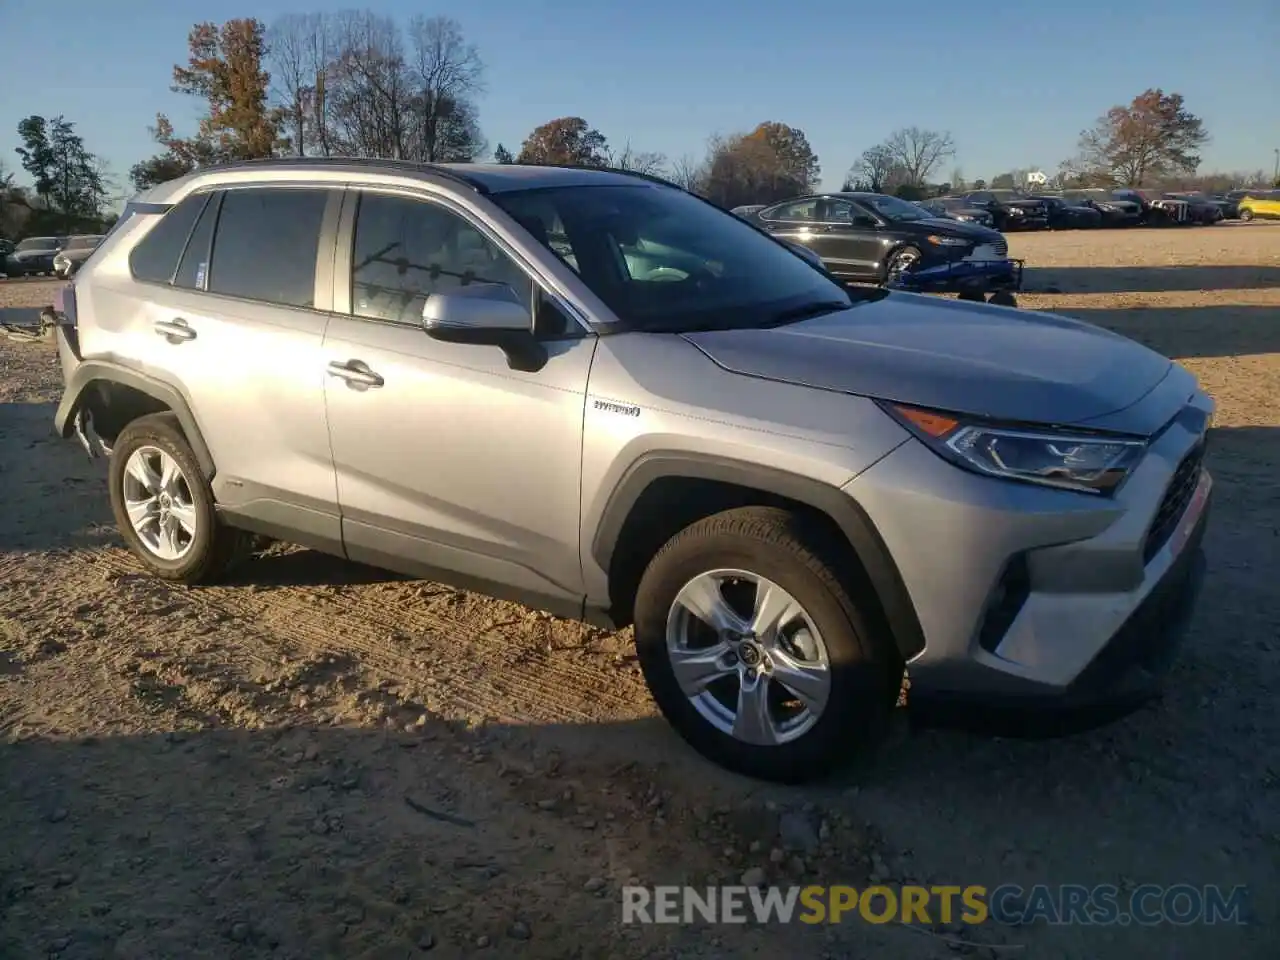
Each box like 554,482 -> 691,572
760,298 -> 859,327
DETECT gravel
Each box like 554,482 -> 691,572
2,224 -> 1278,958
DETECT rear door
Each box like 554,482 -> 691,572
758,199 -> 861,279
815,198 -> 884,279
137,184 -> 343,543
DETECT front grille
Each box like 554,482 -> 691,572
993,239 -> 1008,257
1142,444 -> 1205,563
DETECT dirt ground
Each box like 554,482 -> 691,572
2,223 -> 1278,959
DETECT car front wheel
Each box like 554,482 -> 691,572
633,507 -> 902,783
108,413 -> 250,584
1239,208 -> 1254,222
883,246 -> 921,285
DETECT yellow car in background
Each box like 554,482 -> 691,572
1238,192 -> 1280,221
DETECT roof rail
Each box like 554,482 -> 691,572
506,161 -> 688,193
192,156 -> 490,193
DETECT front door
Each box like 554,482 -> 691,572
321,188 -> 593,612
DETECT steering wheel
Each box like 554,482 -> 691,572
645,263 -> 721,284
644,266 -> 691,282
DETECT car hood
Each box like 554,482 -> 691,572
905,217 -> 1003,242
682,293 -> 1175,429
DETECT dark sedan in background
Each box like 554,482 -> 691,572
1061,190 -> 1144,226
52,234 -> 105,278
917,196 -> 996,228
742,191 -> 1009,284
1164,193 -> 1227,223
3,236 -> 66,277
1031,195 -> 1103,229
959,190 -> 1049,231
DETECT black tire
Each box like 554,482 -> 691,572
633,506 -> 902,783
883,245 -> 922,285
108,413 -> 250,584
1239,208 -> 1254,222
988,290 -> 1018,308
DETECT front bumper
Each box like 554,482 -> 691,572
845,393 -> 1213,732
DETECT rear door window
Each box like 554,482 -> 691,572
128,193 -> 211,284
207,187 -> 330,308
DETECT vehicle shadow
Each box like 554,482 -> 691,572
1048,304 -> 1280,360
0,401 -> 116,552
216,545 -> 409,589
1024,264 -> 1280,294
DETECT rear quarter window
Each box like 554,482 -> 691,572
128,193 -> 211,284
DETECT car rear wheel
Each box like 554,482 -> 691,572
109,413 -> 251,584
1239,208 -> 1254,222
633,507 -> 902,783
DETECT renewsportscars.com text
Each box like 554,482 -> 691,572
621,883 -> 1249,927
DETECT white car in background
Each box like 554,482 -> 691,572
53,234 -> 105,278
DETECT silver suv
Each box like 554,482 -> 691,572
51,160 -> 1213,782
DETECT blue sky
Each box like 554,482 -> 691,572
2,0 -> 1277,201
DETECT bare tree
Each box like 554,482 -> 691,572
669,154 -> 705,192
845,144 -> 899,192
607,142 -> 667,176
882,127 -> 955,187
303,13 -> 334,156
327,10 -> 412,158
268,14 -> 314,156
405,15 -> 484,162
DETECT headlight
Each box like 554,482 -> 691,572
1006,207 -> 1025,216
925,235 -> 971,246
880,402 -> 1147,494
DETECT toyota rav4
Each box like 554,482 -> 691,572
50,160 -> 1213,782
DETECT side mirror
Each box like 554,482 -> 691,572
422,282 -> 547,373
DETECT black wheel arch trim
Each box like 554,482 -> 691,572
54,360 -> 216,478
591,452 -> 926,661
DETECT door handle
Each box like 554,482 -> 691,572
154,318 -> 196,343
327,359 -> 384,388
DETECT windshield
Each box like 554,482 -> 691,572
16,237 -> 57,252
492,184 -> 870,333
857,194 -> 932,222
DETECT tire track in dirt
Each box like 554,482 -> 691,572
79,545 -> 654,728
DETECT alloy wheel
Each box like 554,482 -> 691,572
664,569 -> 832,746
121,445 -> 198,561
886,249 -> 919,283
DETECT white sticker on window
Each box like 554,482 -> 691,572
195,262 -> 207,288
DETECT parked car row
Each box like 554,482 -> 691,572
1,233 -> 104,279
915,186 -> 1279,231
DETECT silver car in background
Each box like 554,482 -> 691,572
53,234 -> 105,278
50,159 -> 1213,782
